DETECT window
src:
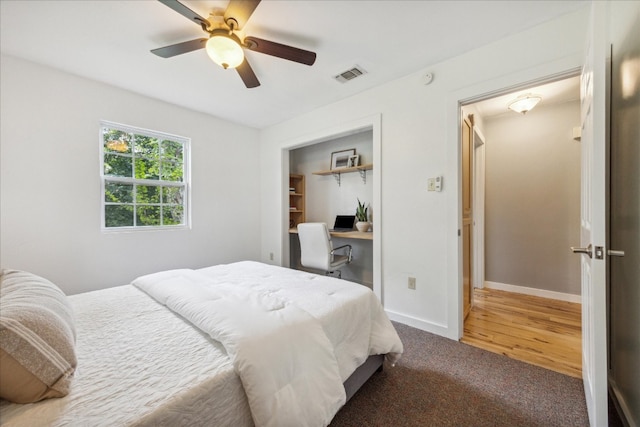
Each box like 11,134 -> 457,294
100,121 -> 189,230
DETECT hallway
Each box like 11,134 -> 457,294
461,288 -> 582,378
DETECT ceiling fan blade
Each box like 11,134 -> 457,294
236,59 -> 260,88
158,0 -> 208,28
151,38 -> 208,58
224,0 -> 261,30
244,36 -> 316,66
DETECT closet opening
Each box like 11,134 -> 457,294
279,114 -> 383,299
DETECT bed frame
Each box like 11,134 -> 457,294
343,354 -> 384,401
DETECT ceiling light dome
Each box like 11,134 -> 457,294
206,30 -> 244,69
508,93 -> 542,114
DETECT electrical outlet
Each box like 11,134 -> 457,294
408,277 -> 416,290
428,176 -> 443,192
434,176 -> 442,192
269,252 -> 274,261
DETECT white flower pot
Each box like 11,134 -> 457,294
355,221 -> 370,232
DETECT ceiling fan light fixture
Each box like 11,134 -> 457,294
206,30 -> 244,69
508,93 -> 542,114
152,0 -> 317,88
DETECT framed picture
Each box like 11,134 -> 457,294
347,154 -> 360,168
330,149 -> 356,170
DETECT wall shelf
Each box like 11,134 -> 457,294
312,163 -> 373,186
289,174 -> 305,228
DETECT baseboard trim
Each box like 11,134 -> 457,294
483,281 -> 581,304
385,310 -> 456,340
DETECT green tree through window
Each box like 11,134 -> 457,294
101,122 -> 189,230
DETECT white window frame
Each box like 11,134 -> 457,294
100,120 -> 191,232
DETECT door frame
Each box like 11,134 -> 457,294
461,115 -> 474,318
472,127 -> 486,289
446,61 -> 582,340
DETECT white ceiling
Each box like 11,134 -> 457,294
0,1 -> 587,129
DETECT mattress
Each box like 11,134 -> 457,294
0,285 -> 253,427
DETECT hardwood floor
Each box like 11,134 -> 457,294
461,288 -> 582,378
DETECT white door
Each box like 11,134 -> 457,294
575,2 -> 609,425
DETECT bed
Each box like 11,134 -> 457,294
0,261 -> 403,427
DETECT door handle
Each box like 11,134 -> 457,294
608,249 -> 625,257
571,244 -> 593,258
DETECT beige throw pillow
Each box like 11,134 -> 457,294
0,269 -> 77,403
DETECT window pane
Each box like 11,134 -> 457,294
134,157 -> 159,180
162,139 -> 183,156
134,135 -> 159,157
163,205 -> 184,225
136,205 -> 161,226
162,186 -> 184,204
104,154 -> 132,177
105,182 -> 133,203
161,140 -> 183,182
136,185 -> 160,203
103,129 -> 132,154
105,204 -> 134,227
161,159 -> 183,182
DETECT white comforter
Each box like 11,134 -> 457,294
133,261 -> 402,427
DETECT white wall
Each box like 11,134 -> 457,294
0,55 -> 261,295
259,7 -> 589,339
484,101 -> 581,296
291,130 -> 374,224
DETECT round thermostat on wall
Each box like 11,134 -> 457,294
423,72 -> 434,85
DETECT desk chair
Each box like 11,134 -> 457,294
297,223 -> 353,278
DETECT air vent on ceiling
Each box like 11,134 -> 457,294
334,65 -> 367,83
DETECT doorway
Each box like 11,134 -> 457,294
288,130 -> 374,287
459,75 -> 584,376
278,114 -> 383,299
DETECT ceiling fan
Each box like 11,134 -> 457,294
151,0 -> 317,88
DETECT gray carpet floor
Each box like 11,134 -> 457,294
330,322 -> 589,426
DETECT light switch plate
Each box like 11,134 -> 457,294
427,178 -> 436,191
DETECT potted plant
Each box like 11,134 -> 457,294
355,198 -> 370,232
